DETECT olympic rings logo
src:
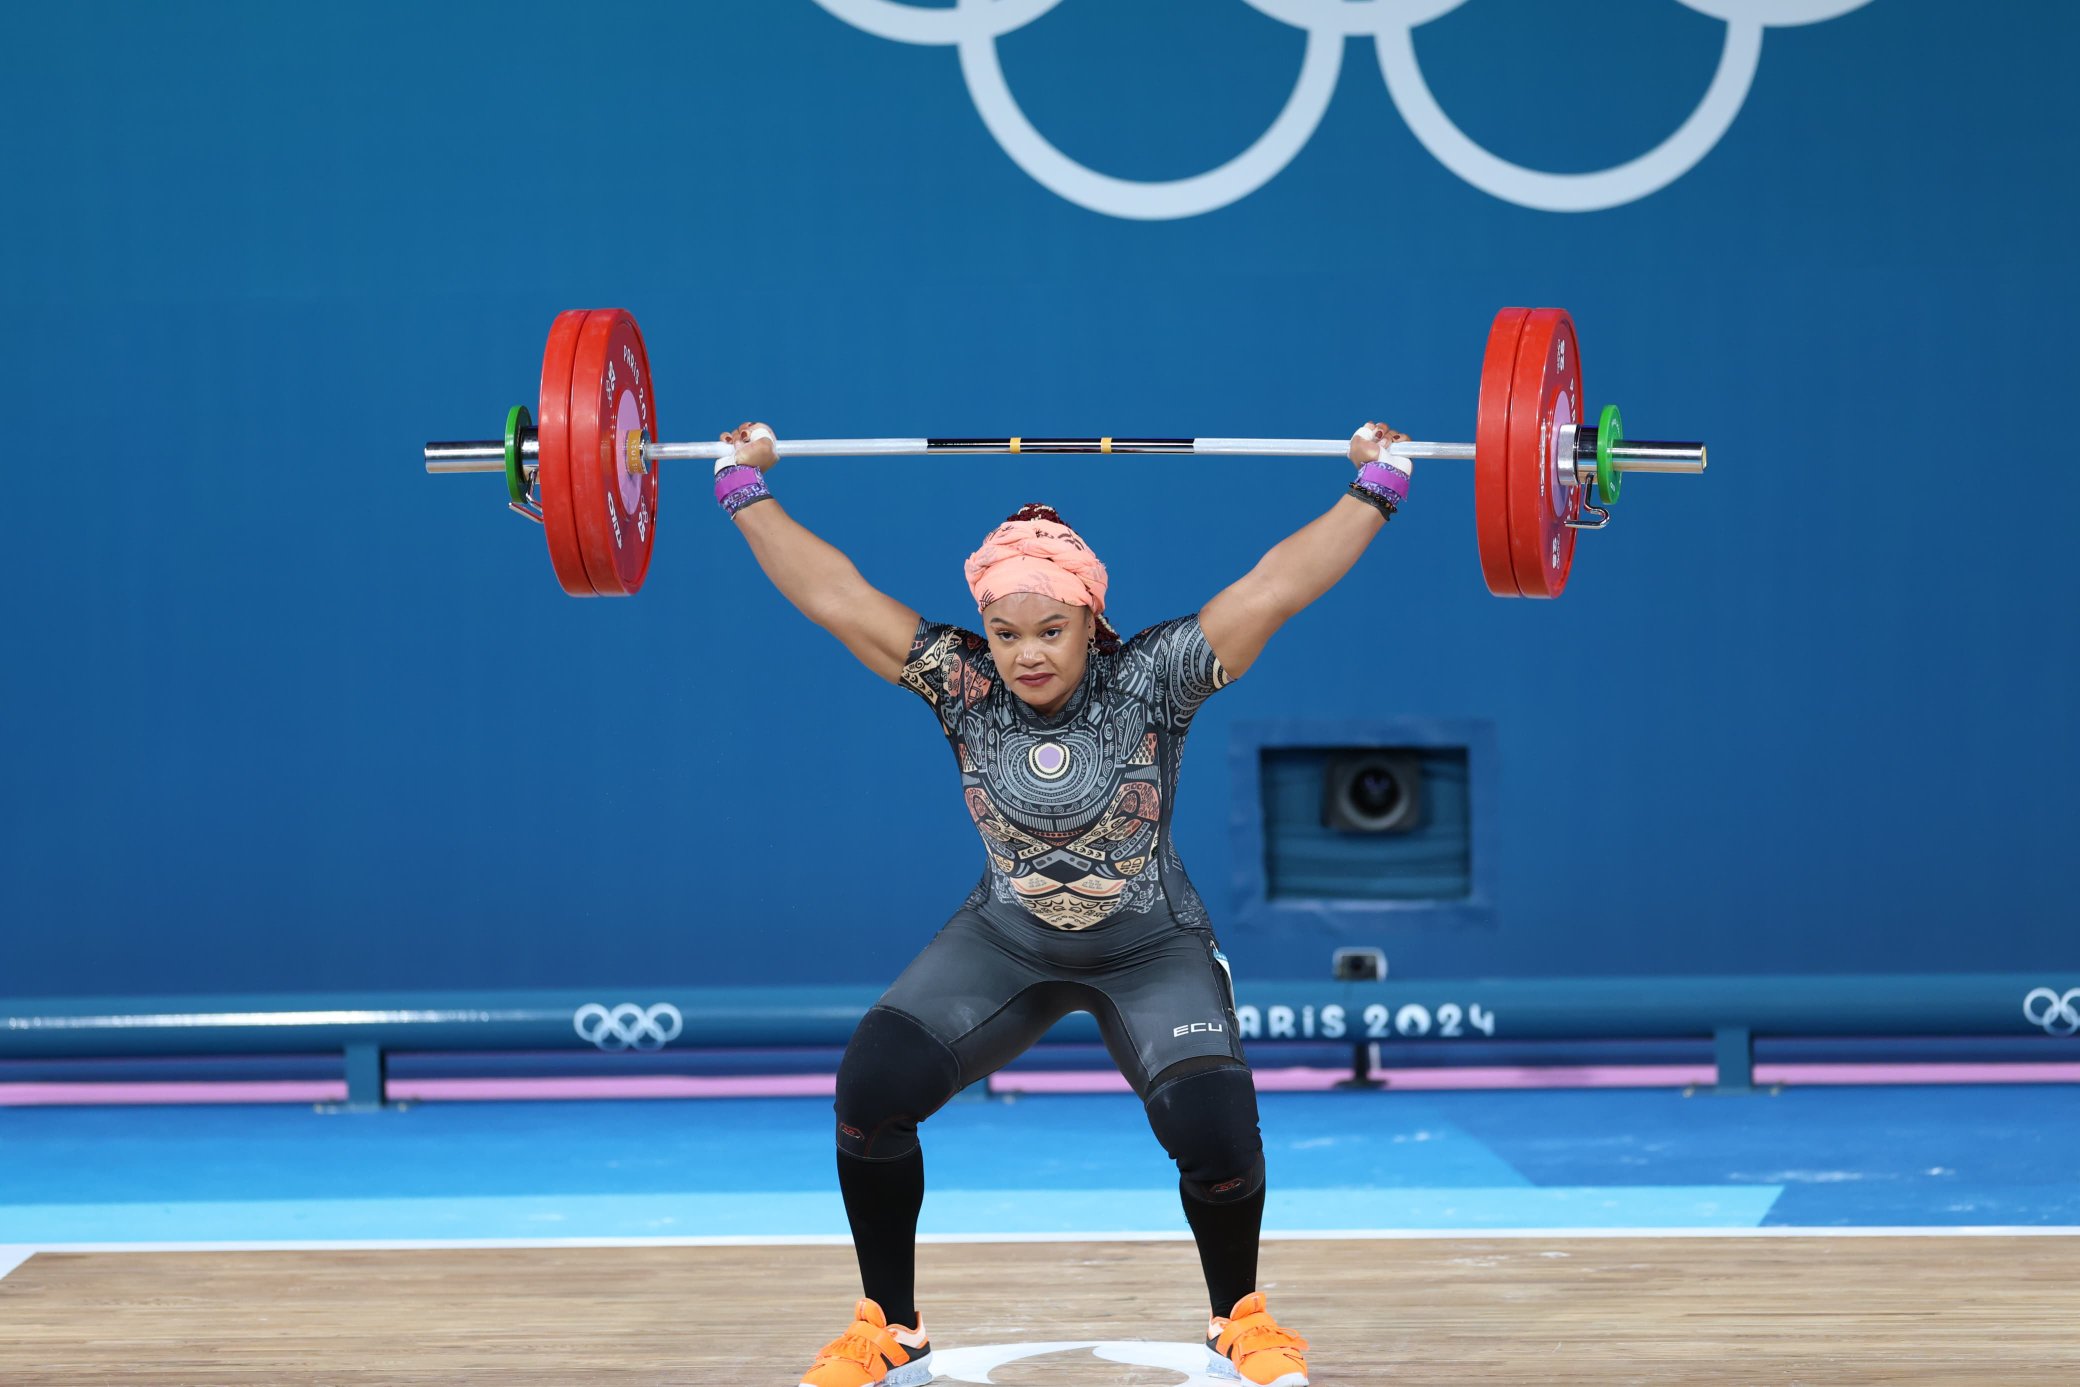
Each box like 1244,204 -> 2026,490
2022,987 -> 2080,1038
573,1002 -> 685,1051
811,0 -> 1876,217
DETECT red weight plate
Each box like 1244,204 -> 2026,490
566,309 -> 660,597
537,310 -> 597,597
1505,309 -> 1585,599
1474,308 -> 1531,597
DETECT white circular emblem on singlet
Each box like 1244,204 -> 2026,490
1029,740 -> 1070,780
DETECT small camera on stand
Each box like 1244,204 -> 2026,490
1331,948 -> 1387,1088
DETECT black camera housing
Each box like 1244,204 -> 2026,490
1320,751 -> 1423,834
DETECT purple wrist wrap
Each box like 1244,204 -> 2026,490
1355,459 -> 1411,504
716,464 -> 772,518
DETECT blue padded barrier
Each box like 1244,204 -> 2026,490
6,975 -> 2073,1059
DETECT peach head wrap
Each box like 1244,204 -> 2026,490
963,516 -> 1109,616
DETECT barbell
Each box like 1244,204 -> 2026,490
422,307 -> 1706,599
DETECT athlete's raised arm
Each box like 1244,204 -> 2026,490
1197,422 -> 1409,679
717,422 -> 920,683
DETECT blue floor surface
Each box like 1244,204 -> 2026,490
2,1086 -> 2076,1245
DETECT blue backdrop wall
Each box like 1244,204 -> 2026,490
2,0 -> 2074,997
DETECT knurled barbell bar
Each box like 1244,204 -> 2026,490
422,307 -> 1706,599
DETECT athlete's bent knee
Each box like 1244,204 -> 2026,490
834,1006 -> 963,1161
1143,1060 -> 1265,1203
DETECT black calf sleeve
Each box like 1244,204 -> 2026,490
1181,1175 -> 1266,1317
838,1145 -> 925,1328
834,1006 -> 963,1161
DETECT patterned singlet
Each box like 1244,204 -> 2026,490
899,613 -> 1234,932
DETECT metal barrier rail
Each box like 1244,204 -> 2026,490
5,975 -> 2075,1107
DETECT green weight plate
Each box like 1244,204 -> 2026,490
1596,403 -> 1624,503
505,404 -> 533,507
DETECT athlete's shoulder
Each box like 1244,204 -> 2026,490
1120,613 -> 1216,665
1118,614 -> 1230,707
901,619 -> 997,710
907,617 -> 987,659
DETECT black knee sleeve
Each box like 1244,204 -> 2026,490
1143,1059 -> 1265,1203
834,1006 -> 963,1161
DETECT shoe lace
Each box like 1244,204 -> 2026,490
1225,1313 -> 1311,1358
814,1322 -> 897,1369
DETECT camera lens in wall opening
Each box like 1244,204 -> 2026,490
1351,768 -> 1401,819
1322,751 -> 1422,834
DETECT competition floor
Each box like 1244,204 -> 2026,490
4,1086 -> 2079,1382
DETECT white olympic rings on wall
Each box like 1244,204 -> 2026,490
809,0 -> 1877,217
573,1001 -> 685,1051
2022,987 -> 2080,1038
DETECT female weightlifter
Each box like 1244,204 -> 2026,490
713,420 -> 1411,1387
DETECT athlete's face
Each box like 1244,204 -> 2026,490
983,593 -> 1094,717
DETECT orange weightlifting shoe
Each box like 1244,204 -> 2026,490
1206,1292 -> 1310,1386
796,1297 -> 933,1387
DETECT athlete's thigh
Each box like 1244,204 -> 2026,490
875,911 -> 1079,1086
1089,926 -> 1247,1095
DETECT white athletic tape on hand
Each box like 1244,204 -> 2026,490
714,424 -> 776,477
1353,424 -> 1414,478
